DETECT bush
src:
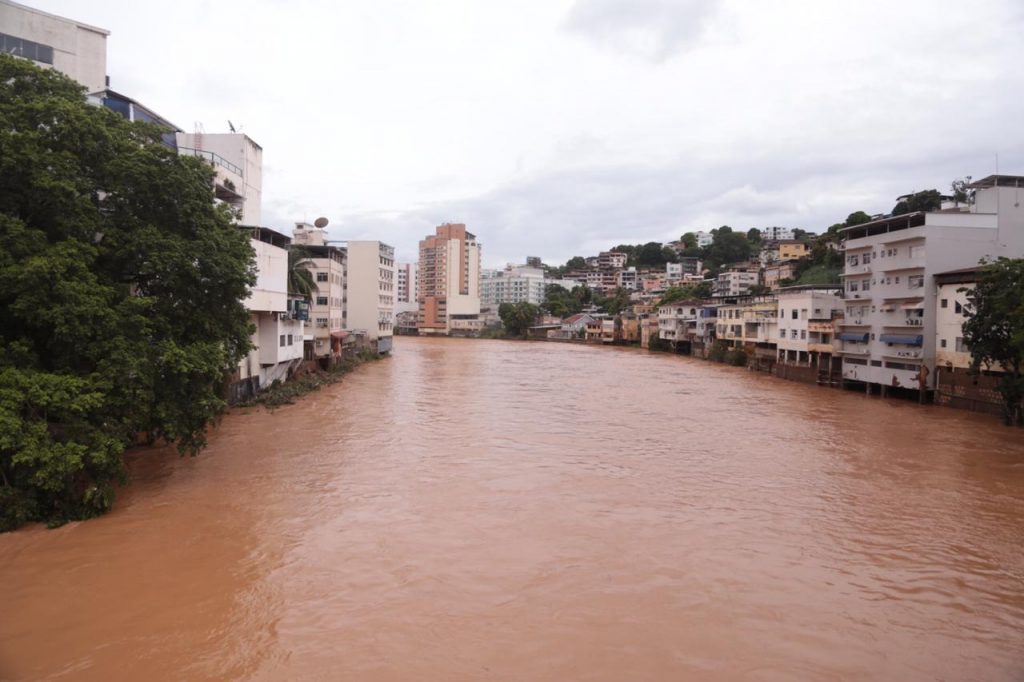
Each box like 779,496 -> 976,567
726,349 -> 749,367
707,340 -> 729,362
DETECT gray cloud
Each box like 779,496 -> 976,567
563,0 -> 720,61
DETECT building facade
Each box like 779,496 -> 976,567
175,132 -> 263,226
395,262 -> 419,314
293,223 -> 347,363
1,0 -> 108,93
346,241 -> 396,353
417,223 -> 482,335
837,175 -> 1024,394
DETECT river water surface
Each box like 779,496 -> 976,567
2,337 -> 1023,681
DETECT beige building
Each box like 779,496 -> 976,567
1,0 -> 108,92
293,223 -> 346,363
775,287 -> 843,369
934,267 -> 981,373
838,175 -> 1024,394
395,262 -> 419,314
417,223 -> 481,335
346,241 -> 396,353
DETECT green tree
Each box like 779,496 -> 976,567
704,226 -> 753,275
0,54 -> 256,530
595,288 -> 631,315
498,302 -> 540,337
845,211 -> 872,226
961,258 -> 1024,426
565,256 -> 588,270
892,189 -> 942,216
287,247 -> 317,299
679,232 -> 698,249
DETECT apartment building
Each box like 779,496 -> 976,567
480,265 -> 579,308
763,261 -> 799,291
395,262 -> 419,314
695,231 -> 713,248
598,251 -> 628,269
1,0 -> 108,92
761,226 -> 795,241
346,241 -> 396,353
417,223 -> 481,335
837,175 -> 1024,395
617,267 -> 639,291
761,240 -> 808,265
716,296 -> 778,366
227,227 -> 305,401
713,264 -> 761,297
176,132 -> 263,226
775,287 -> 843,370
293,223 -> 346,363
658,301 -> 701,348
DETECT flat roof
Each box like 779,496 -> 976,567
934,265 -> 986,285
840,212 -> 926,240
967,174 -> 1024,189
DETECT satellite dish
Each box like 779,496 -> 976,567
314,217 -> 329,228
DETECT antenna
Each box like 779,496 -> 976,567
228,120 -> 236,133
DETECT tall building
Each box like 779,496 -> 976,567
761,226 -> 795,241
346,241 -> 396,353
293,223 -> 347,364
0,0 -> 108,93
417,223 -> 482,335
395,262 -> 419,314
480,265 -> 580,308
837,175 -> 1024,395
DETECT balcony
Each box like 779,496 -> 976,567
837,318 -> 869,327
807,321 -> 833,333
838,346 -> 870,355
883,348 -> 923,360
808,342 -> 835,353
841,263 -> 872,276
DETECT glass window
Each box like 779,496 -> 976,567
279,335 -> 285,347
955,301 -> 963,314
955,337 -> 968,352
940,339 -> 947,348
941,298 -> 948,308
316,272 -> 329,282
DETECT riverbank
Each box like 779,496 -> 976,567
237,350 -> 385,409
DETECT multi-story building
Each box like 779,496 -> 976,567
480,265 -> 579,308
1,0 -> 108,93
417,223 -> 481,335
293,223 -> 347,363
775,286 -> 843,371
598,251 -> 627,269
346,241 -> 396,353
763,261 -> 799,290
716,296 -> 778,367
761,226 -> 795,241
713,263 -> 761,297
695,231 -> 714,248
934,267 -> 979,374
837,175 -> 1024,395
658,301 -> 701,349
617,267 -> 639,291
175,132 -> 263,226
228,226 -> 305,402
395,262 -> 419,314
761,240 -> 809,265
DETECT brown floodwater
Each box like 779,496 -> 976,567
2,337 -> 1023,681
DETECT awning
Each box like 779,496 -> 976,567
879,334 -> 922,346
837,332 -> 869,342
330,331 -> 349,339
900,302 -> 924,310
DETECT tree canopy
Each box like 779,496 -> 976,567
498,302 -> 540,337
961,258 -> 1024,426
0,54 -> 256,530
892,189 -> 942,216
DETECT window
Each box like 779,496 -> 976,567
848,255 -> 859,266
316,272 -> 328,282
791,309 -> 798,319
800,330 -> 806,339
940,339 -> 947,348
779,328 -> 785,338
800,309 -> 808,319
954,301 -> 963,314
316,296 -> 328,305
0,33 -> 55,65
941,299 -> 948,308
779,309 -> 784,318
287,334 -> 293,345
863,253 -> 871,264
908,275 -> 924,289
791,329 -> 798,339
279,335 -> 285,347
894,276 -> 900,284
862,280 -> 870,291
871,360 -> 882,367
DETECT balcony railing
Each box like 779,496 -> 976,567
178,146 -> 244,177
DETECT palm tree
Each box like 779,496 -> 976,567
288,247 -> 317,300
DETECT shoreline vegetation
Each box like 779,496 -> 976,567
237,351 -> 385,410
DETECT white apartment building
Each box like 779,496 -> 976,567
934,267 -> 979,373
293,223 -> 346,363
231,227 -> 304,401
761,226 -> 795,241
713,265 -> 760,297
346,241 -> 396,353
176,132 -> 263,226
695,231 -> 713,248
1,0 -> 108,92
657,301 -> 700,346
480,266 -> 580,307
395,262 -> 419,314
617,267 -> 639,291
775,287 -> 843,366
837,175 -> 1024,394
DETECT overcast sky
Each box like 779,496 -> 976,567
28,0 -> 1024,266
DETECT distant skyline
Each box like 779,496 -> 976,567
26,0 -> 1024,266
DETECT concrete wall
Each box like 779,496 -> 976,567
346,240 -> 395,343
1,1 -> 108,93
248,239 -> 287,313
176,133 -> 262,225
